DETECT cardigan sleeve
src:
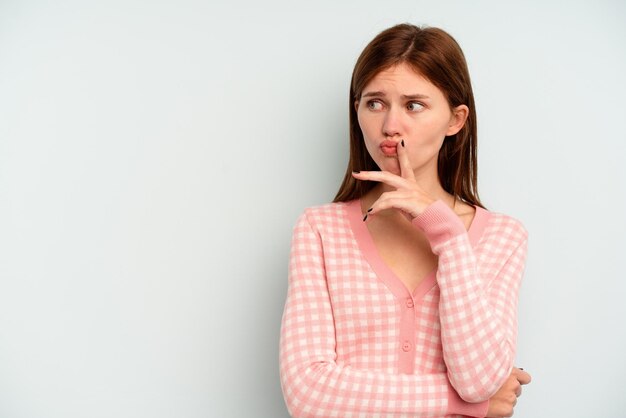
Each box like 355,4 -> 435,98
412,199 -> 529,403
279,210 -> 489,418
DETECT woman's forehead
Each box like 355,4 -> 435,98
362,63 -> 442,97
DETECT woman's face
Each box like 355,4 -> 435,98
355,62 -> 467,177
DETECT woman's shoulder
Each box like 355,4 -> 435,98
294,200 -> 355,229
481,205 -> 529,245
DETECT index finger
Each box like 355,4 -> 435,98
397,139 -> 416,182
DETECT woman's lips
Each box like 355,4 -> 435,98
380,140 -> 399,156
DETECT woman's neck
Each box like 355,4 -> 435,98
369,179 -> 454,205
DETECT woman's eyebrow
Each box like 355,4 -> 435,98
361,91 -> 385,98
361,91 -> 430,99
402,94 -> 430,100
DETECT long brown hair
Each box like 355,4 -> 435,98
332,23 -> 485,209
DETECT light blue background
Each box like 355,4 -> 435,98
1,1 -> 625,417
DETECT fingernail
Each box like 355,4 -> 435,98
362,213 -> 368,221
367,207 -> 373,212
352,170 -> 360,174
401,139 -> 405,147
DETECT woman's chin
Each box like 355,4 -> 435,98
380,160 -> 401,174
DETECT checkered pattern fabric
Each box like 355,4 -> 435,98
279,198 -> 528,417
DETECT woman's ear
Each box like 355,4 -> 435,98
446,104 -> 469,136
354,100 -> 360,112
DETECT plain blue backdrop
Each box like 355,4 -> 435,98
0,1 -> 625,417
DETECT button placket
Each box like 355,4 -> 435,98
398,296 -> 417,373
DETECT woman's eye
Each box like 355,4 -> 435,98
367,100 -> 383,110
407,102 -> 424,112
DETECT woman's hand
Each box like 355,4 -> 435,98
351,139 -> 435,222
486,367 -> 532,417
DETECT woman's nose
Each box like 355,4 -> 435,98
382,107 -> 402,137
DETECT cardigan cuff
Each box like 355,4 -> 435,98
447,385 -> 489,417
411,199 -> 467,252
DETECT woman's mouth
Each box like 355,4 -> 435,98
380,140 -> 399,156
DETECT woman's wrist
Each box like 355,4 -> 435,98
411,199 -> 467,250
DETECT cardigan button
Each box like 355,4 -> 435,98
406,298 -> 414,308
402,341 -> 412,352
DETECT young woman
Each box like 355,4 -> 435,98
279,23 -> 532,417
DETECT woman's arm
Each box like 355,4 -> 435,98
412,200 -> 529,403
279,211 -> 489,417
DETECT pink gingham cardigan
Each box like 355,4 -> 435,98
279,198 -> 529,417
